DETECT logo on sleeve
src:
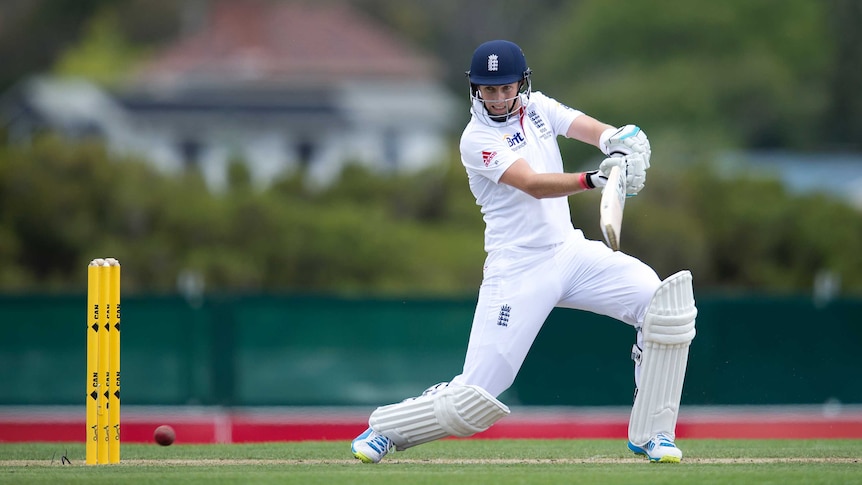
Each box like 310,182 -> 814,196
527,110 -> 552,139
527,110 -> 544,129
481,150 -> 497,167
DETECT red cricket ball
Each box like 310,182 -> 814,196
154,425 -> 176,446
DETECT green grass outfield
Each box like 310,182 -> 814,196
2,439 -> 860,485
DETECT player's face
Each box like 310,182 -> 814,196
478,82 -> 521,116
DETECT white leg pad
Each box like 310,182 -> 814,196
369,384 -> 510,451
629,270 -> 697,446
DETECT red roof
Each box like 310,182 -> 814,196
135,1 -> 438,88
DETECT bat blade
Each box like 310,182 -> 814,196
600,165 -> 626,251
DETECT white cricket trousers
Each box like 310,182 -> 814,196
450,229 -> 660,398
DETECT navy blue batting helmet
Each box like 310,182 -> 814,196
467,40 -> 531,85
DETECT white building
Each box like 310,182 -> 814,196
2,1 -> 459,190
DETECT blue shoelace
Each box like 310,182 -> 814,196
366,434 -> 391,454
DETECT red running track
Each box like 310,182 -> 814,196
2,406 -> 861,444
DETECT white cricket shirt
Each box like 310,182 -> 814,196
459,91 -> 584,252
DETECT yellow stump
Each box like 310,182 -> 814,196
107,258 -> 121,463
97,261 -> 110,463
86,258 -> 121,465
85,260 -> 102,465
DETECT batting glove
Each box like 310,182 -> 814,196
600,125 -> 651,169
582,170 -> 608,189
599,154 -> 647,196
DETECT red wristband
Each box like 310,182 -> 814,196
578,172 -> 591,190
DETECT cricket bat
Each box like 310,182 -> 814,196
600,165 -> 626,251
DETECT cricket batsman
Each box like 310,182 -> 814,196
351,39 -> 696,463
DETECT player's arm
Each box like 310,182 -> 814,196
565,115 -> 651,160
499,159 -> 603,199
498,113 -> 619,199
566,114 -> 615,148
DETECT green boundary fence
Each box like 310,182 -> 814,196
1,293 -> 859,406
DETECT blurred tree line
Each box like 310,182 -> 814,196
1,0 -> 861,295
361,0 -> 862,151
2,135 -> 861,295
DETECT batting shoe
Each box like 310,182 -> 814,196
628,433 -> 683,463
351,427 -> 394,464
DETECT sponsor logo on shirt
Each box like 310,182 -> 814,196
504,132 -> 525,148
482,150 -> 498,167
